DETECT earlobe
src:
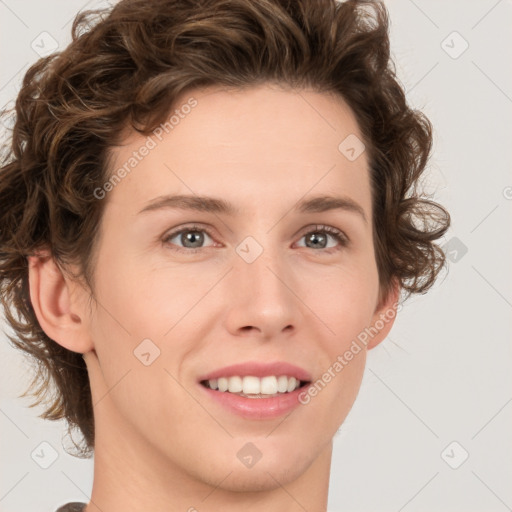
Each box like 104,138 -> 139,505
27,251 -> 93,354
365,278 -> 401,351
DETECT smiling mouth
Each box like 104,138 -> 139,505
200,375 -> 311,398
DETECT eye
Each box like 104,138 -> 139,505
162,223 -> 349,254
163,224 -> 216,254
295,225 -> 349,252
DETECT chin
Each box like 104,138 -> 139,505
199,444 -> 317,492
207,462 -> 309,493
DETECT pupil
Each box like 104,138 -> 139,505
185,231 -> 203,247
308,232 -> 326,248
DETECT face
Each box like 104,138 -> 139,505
77,83 -> 397,491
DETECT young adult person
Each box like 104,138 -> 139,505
0,0 -> 450,510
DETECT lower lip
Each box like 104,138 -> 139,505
199,383 -> 310,420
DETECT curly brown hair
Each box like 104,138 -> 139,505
0,0 -> 450,457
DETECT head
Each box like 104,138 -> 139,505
0,0 -> 449,489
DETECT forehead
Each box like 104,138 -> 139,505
104,84 -> 371,218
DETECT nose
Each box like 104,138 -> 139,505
223,238 -> 299,339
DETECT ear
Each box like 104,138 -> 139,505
27,250 -> 94,354
365,278 -> 401,350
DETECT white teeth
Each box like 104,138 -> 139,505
227,376 -> 243,393
277,375 -> 288,393
260,376 -> 277,394
205,375 -> 303,395
217,377 -> 228,392
242,376 -> 260,394
287,376 -> 297,393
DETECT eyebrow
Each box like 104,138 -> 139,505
138,193 -> 367,224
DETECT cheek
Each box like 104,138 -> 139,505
88,256 -> 215,400
91,248 -> 189,338
326,347 -> 367,418
301,262 -> 377,419
300,286 -> 371,427
313,263 -> 380,343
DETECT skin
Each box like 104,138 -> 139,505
28,83 -> 399,512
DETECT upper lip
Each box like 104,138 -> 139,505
198,361 -> 312,382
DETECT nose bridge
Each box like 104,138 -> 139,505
226,230 -> 298,334
235,231 -> 289,296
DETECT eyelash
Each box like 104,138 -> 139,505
162,224 -> 349,254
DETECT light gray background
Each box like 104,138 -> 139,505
1,1 -> 511,511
